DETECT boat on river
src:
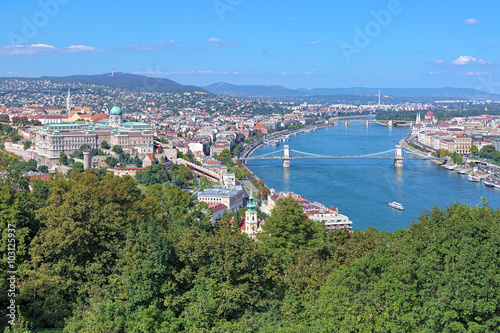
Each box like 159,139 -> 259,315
467,174 -> 481,182
388,202 -> 404,210
484,178 -> 496,187
443,164 -> 458,170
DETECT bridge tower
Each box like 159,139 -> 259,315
394,145 -> 403,167
283,145 -> 291,167
388,120 -> 393,127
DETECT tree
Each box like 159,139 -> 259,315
258,197 -> 324,269
24,173 -> 143,327
101,141 -> 110,149
71,161 -> 84,173
470,145 -> 479,155
216,148 -> 233,166
135,164 -> 169,186
37,165 -> 49,174
105,156 -> 117,168
480,144 -> 496,154
112,145 -> 123,154
134,155 -> 142,168
59,152 -> 68,165
23,140 -> 32,150
25,159 -> 37,172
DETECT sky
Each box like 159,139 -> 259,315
0,0 -> 499,91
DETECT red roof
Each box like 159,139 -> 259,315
209,203 -> 227,213
146,153 -> 155,162
5,137 -> 13,142
92,113 -> 108,123
30,174 -> 50,181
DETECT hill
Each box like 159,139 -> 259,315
39,72 -> 207,94
297,87 -> 499,99
204,82 -> 500,100
204,82 -> 310,98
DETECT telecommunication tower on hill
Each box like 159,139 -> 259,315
378,89 -> 381,106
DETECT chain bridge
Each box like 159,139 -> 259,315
239,145 -> 445,167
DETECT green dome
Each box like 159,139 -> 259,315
110,106 -> 122,115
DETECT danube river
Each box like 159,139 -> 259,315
247,121 -> 500,232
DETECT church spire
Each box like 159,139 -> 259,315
247,188 -> 256,213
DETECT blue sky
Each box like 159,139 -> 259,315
1,0 -> 499,90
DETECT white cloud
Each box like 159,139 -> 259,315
207,38 -> 239,48
124,44 -> 155,51
451,55 -> 490,65
464,71 -> 490,76
434,59 -> 444,64
464,18 -> 478,25
0,44 -> 104,55
428,72 -> 439,75
307,41 -> 322,45
288,17 -> 297,20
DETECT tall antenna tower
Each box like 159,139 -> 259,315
112,68 -> 114,76
66,87 -> 71,114
378,89 -> 381,106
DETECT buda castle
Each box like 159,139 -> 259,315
34,106 -> 154,167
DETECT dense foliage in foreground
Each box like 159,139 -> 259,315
1,171 -> 500,332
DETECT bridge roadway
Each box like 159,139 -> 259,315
240,145 -> 446,168
328,119 -> 413,126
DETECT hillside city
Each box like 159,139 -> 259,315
2,75 -> 500,332
2,76 -> 500,235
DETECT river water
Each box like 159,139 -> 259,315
247,121 -> 500,232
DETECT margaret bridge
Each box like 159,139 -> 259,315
240,145 -> 445,168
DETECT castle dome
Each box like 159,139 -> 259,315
110,106 -> 122,115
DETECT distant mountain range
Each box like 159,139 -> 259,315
203,82 -> 309,98
204,82 -> 500,100
2,73 -> 499,101
38,72 -> 207,94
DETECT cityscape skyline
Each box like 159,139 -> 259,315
1,0 -> 499,91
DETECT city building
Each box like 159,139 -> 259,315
262,189 -> 352,230
33,106 -> 154,168
197,186 -> 245,213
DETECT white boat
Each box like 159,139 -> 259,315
457,169 -> 469,174
443,164 -> 457,170
467,174 -> 481,182
484,178 -> 496,187
388,201 -> 404,210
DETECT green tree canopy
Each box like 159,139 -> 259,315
258,197 -> 325,269
112,145 -> 123,154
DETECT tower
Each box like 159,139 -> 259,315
83,148 -> 91,170
283,145 -> 290,168
66,88 -> 71,115
394,145 -> 403,167
378,89 -> 381,106
245,189 -> 258,237
109,106 -> 123,128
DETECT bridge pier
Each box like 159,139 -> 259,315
366,121 -> 369,127
344,121 -> 348,127
394,144 -> 403,167
283,144 -> 290,168
388,120 -> 393,127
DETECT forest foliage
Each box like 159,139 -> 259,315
1,168 -> 500,332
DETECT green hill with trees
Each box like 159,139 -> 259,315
1,164 -> 500,332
